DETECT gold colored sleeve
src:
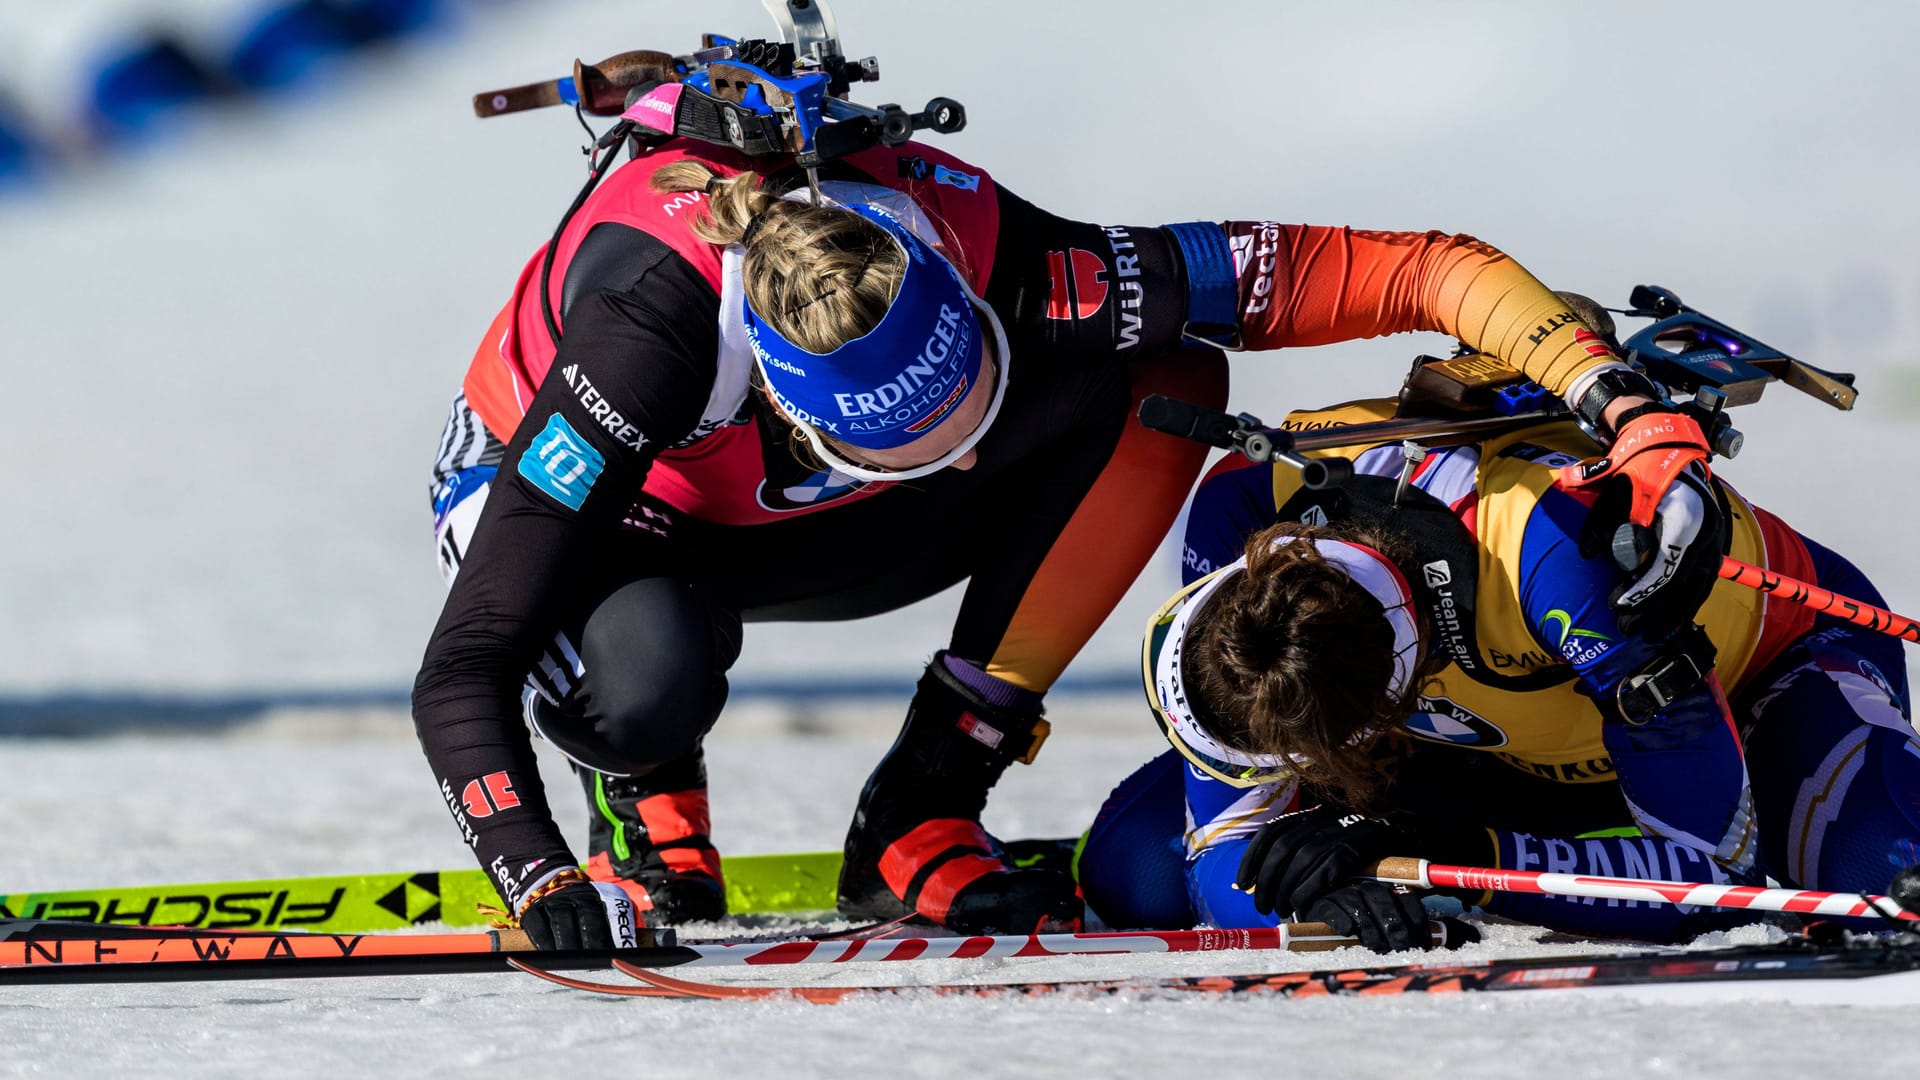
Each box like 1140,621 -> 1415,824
1238,225 -> 1617,395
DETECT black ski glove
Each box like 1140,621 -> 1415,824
1236,803 -> 1492,918
1305,881 -> 1435,953
1236,805 -> 1410,917
519,875 -> 641,951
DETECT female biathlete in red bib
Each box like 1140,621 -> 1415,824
413,127 -> 1710,946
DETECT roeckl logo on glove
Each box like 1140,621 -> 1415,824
1619,544 -> 1683,606
609,893 -> 638,948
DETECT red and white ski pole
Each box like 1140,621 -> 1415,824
602,920 -> 1472,968
1368,856 -> 1916,922
1719,557 -> 1920,644
0,919 -> 1475,982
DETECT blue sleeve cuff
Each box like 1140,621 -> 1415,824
1164,221 -> 1240,348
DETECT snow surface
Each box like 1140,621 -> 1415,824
6,725 -> 1920,1078
4,0 -> 1920,694
5,0 -> 1920,1075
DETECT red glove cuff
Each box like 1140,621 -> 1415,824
1556,412 -> 1711,527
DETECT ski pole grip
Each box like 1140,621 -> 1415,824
1365,856 -> 1431,887
495,928 -> 535,952
1284,914 -> 1473,951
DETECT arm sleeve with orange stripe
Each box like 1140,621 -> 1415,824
1229,224 -> 1618,396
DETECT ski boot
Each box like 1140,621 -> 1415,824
577,750 -> 728,926
839,651 -> 1083,934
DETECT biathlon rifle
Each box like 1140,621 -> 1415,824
1139,286 -> 1917,634
1139,285 -> 1857,489
474,0 -> 968,344
471,0 -> 965,183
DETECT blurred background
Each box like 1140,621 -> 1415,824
3,0 -> 1917,732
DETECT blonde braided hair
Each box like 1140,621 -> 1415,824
651,162 -> 906,351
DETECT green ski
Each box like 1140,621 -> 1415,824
0,851 -> 842,934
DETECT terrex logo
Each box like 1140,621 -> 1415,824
1046,248 -> 1109,320
561,364 -> 648,452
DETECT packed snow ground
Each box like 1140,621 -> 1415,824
4,0 -> 1920,694
6,0 -> 1920,1076
5,722 -> 1920,1079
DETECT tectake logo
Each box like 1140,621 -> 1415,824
1237,222 -> 1281,316
1229,232 -> 1254,274
1046,248 -> 1109,320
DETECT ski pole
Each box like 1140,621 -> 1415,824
0,920 -> 1476,984
601,920 -> 1474,968
0,918 -> 1469,975
1719,558 -> 1920,644
0,923 -> 559,969
1368,857 -> 1916,922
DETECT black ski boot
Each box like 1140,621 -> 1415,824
578,751 -> 728,926
839,652 -> 1083,934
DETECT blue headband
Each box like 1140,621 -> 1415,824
742,202 -> 985,451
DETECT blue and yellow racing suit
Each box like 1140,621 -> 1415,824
1080,400 -> 1919,941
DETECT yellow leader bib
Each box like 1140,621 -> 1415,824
1267,399 -> 1769,783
